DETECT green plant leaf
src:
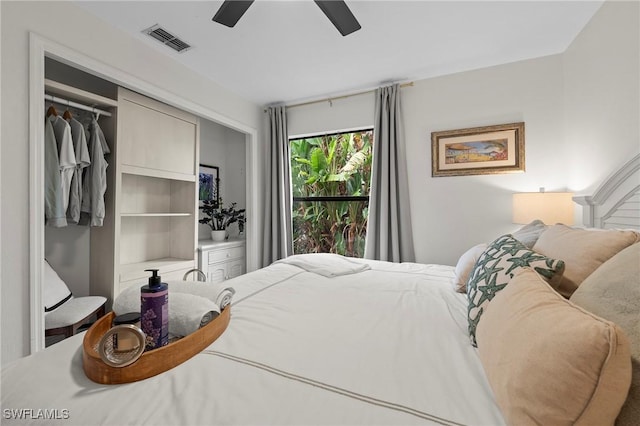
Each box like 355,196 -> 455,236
310,148 -> 327,175
295,158 -> 311,165
327,138 -> 337,165
326,173 -> 346,182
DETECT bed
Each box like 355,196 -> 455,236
2,154 -> 639,426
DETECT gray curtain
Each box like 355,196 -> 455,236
262,106 -> 293,266
364,84 -> 415,262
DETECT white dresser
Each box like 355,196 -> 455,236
198,239 -> 246,284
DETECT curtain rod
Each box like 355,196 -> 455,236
45,94 -> 113,117
264,81 -> 414,112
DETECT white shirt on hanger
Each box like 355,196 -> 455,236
80,118 -> 109,227
50,115 -> 76,214
66,117 -> 91,224
44,118 -> 67,227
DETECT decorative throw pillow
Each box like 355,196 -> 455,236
466,234 -> 565,346
570,243 -> 640,425
533,224 -> 640,298
477,268 -> 632,426
511,219 -> 547,248
452,243 -> 487,293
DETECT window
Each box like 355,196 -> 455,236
290,129 -> 373,257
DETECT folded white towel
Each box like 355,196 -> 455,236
168,293 -> 219,338
113,281 -> 232,338
275,253 -> 371,277
165,280 -> 235,309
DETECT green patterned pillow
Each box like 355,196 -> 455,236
467,234 -> 565,346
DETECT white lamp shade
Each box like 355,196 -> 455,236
512,192 -> 574,225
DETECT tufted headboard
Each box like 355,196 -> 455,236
574,153 -> 640,230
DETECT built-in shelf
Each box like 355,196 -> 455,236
100,87 -> 199,299
121,213 -> 192,217
45,78 -> 118,108
121,165 -> 196,182
119,258 -> 195,283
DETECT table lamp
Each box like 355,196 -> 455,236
512,188 -> 574,225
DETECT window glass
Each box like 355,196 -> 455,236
290,129 -> 373,257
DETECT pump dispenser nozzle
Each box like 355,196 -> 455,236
144,269 -> 161,286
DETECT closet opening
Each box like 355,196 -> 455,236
30,36 -> 259,353
43,59 -> 117,346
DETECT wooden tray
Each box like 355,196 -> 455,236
82,306 -> 230,384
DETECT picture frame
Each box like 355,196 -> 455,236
198,164 -> 220,206
431,122 -> 525,177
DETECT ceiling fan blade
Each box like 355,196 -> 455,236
314,0 -> 361,36
212,0 -> 255,28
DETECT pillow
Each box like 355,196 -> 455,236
511,219 -> 547,248
477,268 -> 632,426
43,260 -> 72,312
570,243 -> 640,425
452,243 -> 487,293
533,224 -> 640,298
466,234 -> 565,346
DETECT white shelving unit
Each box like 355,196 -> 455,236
113,88 -> 200,295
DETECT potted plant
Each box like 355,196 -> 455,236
199,198 -> 246,241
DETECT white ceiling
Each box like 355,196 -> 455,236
75,1 -> 603,106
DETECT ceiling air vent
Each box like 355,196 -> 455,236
143,24 -> 192,53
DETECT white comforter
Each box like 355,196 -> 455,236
1,255 -> 504,425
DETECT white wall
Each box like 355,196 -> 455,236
0,1 -> 262,365
406,56 -> 569,265
563,0 -> 640,193
287,0 -> 638,267
199,120 -> 247,240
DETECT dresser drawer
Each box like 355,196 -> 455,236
208,246 -> 244,264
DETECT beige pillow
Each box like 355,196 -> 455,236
452,243 -> 487,293
570,243 -> 640,425
532,224 -> 640,297
477,268 -> 632,426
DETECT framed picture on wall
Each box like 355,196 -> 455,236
199,164 -> 220,206
431,122 -> 525,177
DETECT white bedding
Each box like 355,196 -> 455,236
1,255 -> 504,425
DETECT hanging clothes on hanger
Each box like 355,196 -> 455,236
44,115 -> 67,227
66,113 -> 91,224
49,114 -> 76,215
79,116 -> 110,227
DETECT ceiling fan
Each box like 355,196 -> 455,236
212,0 -> 361,36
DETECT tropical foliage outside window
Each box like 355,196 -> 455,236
290,129 -> 373,257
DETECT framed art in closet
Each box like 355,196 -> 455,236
199,164 -> 220,207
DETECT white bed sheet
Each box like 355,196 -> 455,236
1,256 -> 504,425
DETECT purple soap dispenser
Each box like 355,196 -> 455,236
140,269 -> 168,351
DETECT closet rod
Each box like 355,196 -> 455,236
44,94 -> 112,117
